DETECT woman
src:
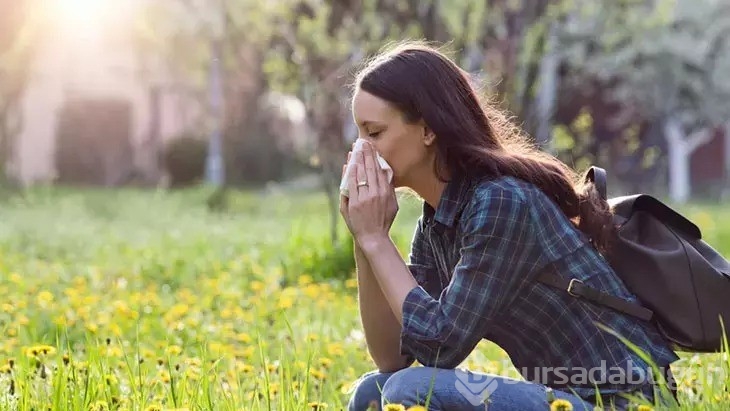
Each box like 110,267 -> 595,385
339,42 -> 680,411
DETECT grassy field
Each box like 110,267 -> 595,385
0,185 -> 729,410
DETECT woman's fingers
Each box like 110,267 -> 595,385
361,144 -> 378,194
372,146 -> 389,195
358,142 -> 389,196
355,159 -> 368,198
347,150 -> 361,200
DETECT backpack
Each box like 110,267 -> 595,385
536,166 -> 730,353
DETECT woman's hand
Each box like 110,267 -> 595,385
339,141 -> 398,247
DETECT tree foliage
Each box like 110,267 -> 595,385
554,0 -> 730,196
137,0 -> 730,204
0,0 -> 38,182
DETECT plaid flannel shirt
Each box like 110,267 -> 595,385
401,173 -> 679,399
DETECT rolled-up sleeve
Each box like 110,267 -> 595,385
400,185 -> 541,369
406,215 -> 436,288
401,214 -> 437,367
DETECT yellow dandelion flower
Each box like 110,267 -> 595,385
303,284 -> 320,299
236,332 -> 252,343
298,275 -> 313,286
235,361 -> 254,374
165,345 -> 182,356
53,315 -> 68,327
550,399 -> 573,411
295,360 -> 308,369
208,341 -> 227,355
345,278 -> 358,289
101,346 -> 123,358
104,374 -> 118,386
237,346 -> 256,359
326,342 -> 344,357
25,345 -> 56,358
250,281 -> 264,292
37,291 -> 54,306
159,370 -> 171,384
89,400 -> 109,411
308,402 -> 328,410
310,368 -> 326,380
144,405 -> 162,411
406,406 -> 427,411
241,311 -> 254,323
637,406 -> 654,411
220,308 -> 234,319
0,364 -> 11,374
384,404 -> 406,411
319,357 -> 333,368
109,323 -> 122,336
277,295 -> 295,309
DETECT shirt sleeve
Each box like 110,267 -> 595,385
399,185 -> 542,369
406,214 -> 437,288
401,214 -> 438,367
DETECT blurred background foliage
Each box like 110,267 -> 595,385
2,0 -> 730,239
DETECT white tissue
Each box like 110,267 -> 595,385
340,139 -> 393,197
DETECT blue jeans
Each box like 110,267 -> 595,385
347,367 -> 656,411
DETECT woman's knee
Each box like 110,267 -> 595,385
348,370 -> 393,411
381,367 -> 445,407
380,367 -> 569,410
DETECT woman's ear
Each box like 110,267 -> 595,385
423,125 -> 436,147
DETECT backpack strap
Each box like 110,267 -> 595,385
586,166 -> 607,201
536,271 -> 654,322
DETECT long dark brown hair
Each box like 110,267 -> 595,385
353,41 -> 616,255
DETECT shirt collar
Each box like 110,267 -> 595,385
423,172 -> 474,229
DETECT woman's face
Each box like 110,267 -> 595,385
351,89 -> 435,188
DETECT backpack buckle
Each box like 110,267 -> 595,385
567,279 -> 583,297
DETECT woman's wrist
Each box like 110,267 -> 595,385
357,233 -> 392,256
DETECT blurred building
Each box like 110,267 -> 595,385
10,0 -> 203,186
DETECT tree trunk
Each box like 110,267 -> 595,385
664,117 -> 713,203
722,122 -> 730,200
535,22 -> 559,153
664,117 -> 691,203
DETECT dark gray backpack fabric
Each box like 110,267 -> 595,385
537,166 -> 730,352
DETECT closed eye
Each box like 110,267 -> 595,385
368,131 -> 381,138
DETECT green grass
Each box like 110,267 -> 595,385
0,185 -> 728,410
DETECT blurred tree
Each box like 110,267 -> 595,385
556,0 -> 730,201
260,0 -> 571,243
139,0 -> 730,230
0,0 -> 37,184
134,0 -> 571,241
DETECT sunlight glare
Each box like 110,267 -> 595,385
53,0 -> 110,31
